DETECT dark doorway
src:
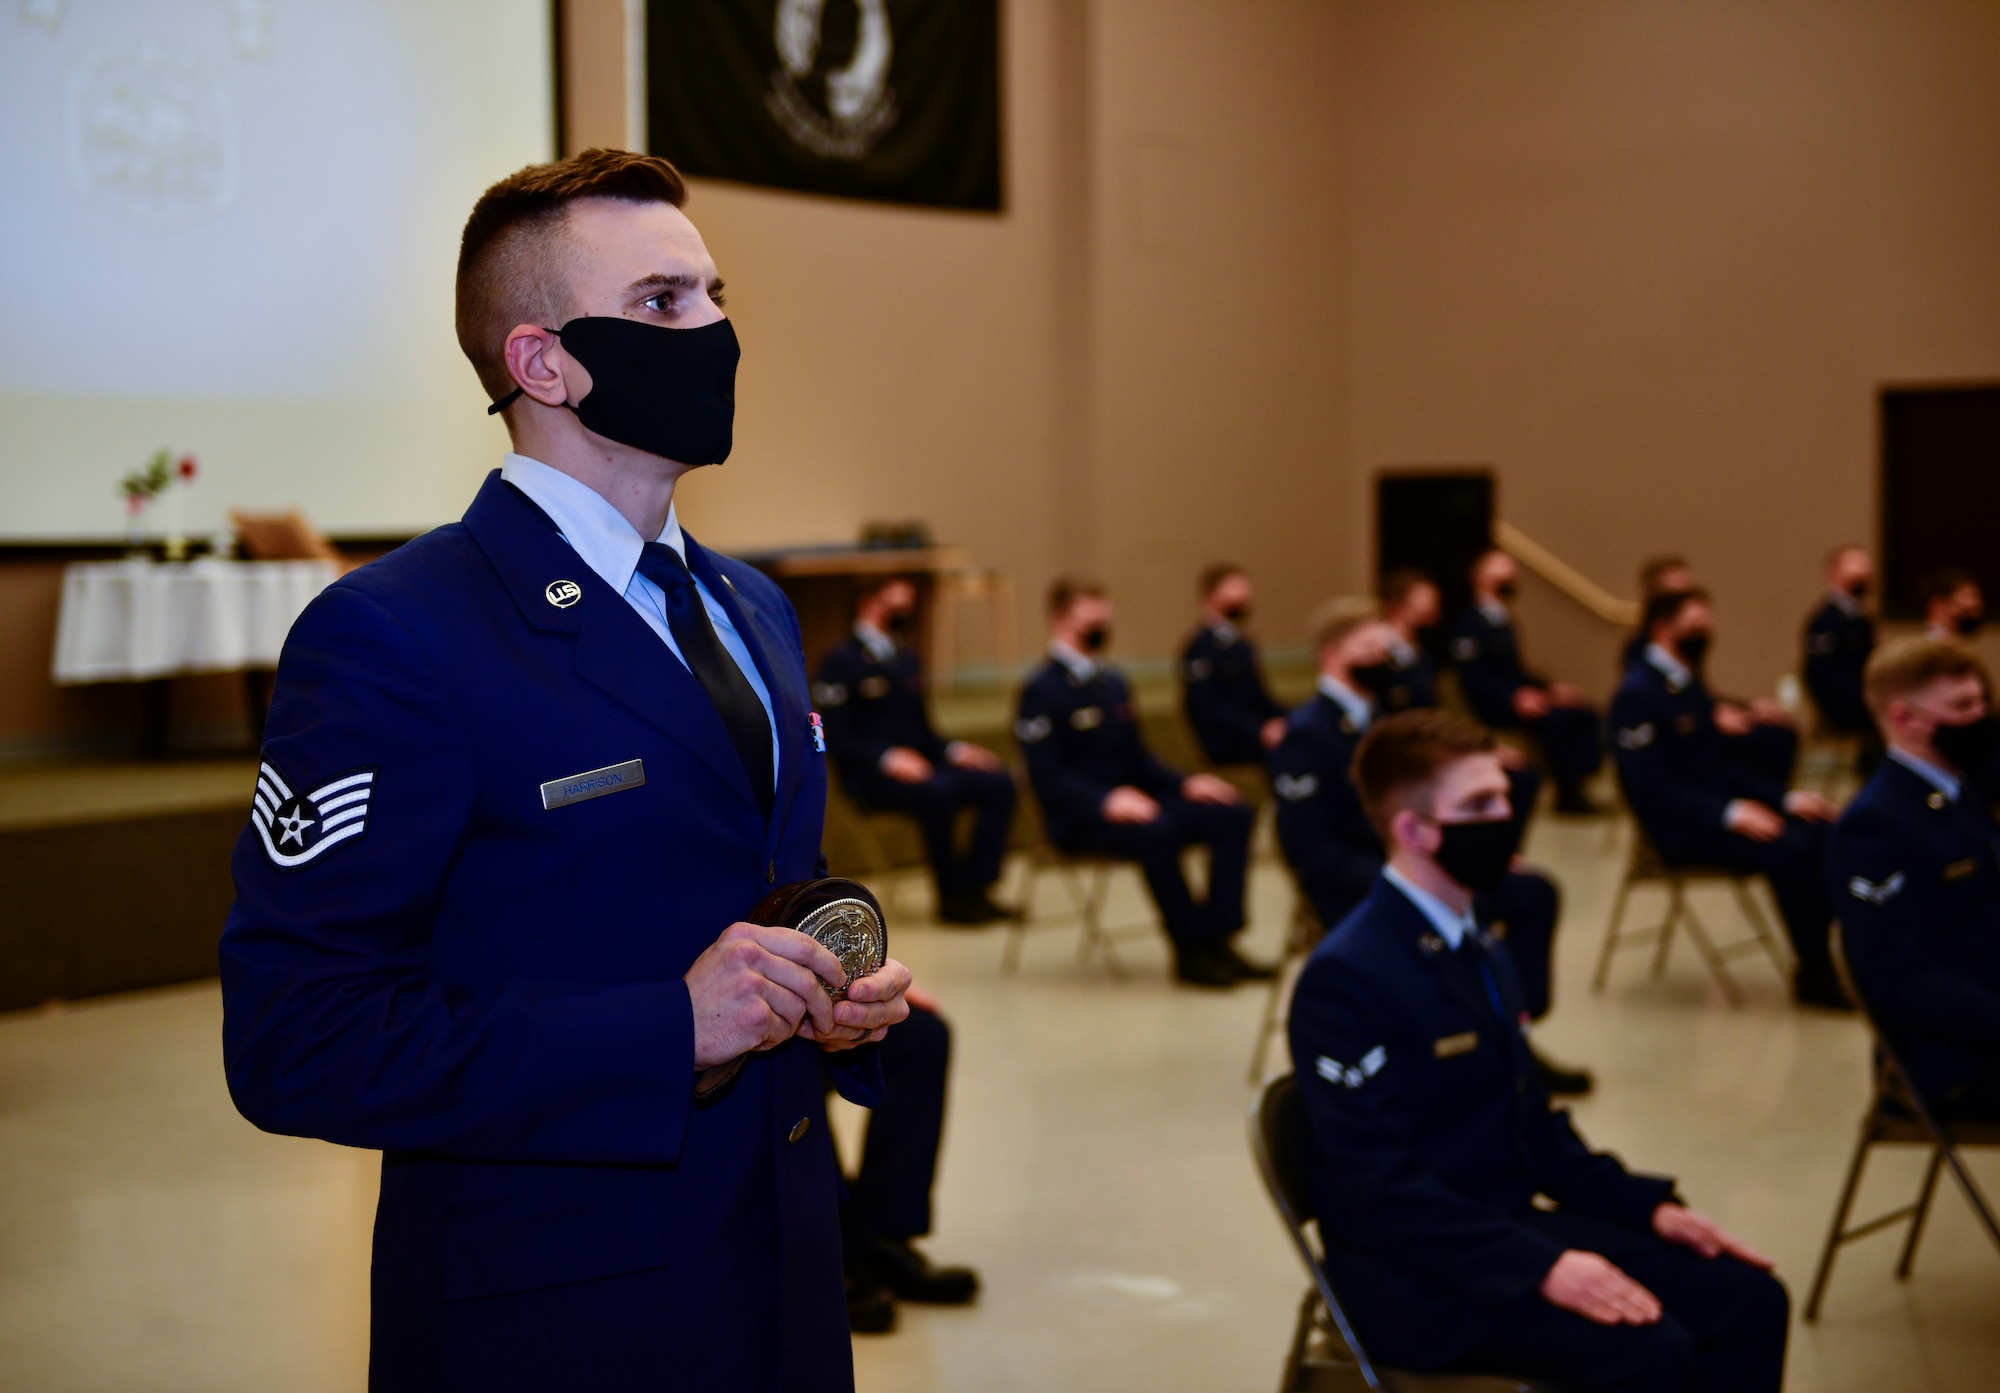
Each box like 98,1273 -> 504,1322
1882,385 -> 2000,619
1376,470 -> 1495,642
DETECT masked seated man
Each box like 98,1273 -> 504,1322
815,576 -> 1016,925
1180,562 -> 1287,767
1289,709 -> 1788,1393
1610,588 -> 1846,1009
1448,549 -> 1604,814
1273,601 -> 1587,1095
1828,636 -> 2000,1119
1017,578 -> 1265,989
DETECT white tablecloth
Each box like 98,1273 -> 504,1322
52,558 -> 338,685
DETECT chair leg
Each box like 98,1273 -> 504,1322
1649,880 -> 1683,979
1936,1139 -> 2000,1256
1592,876 -> 1638,992
1279,1288 -> 1316,1393
1000,851 -> 1044,976
1733,879 -> 1793,979
1805,1125 -> 1876,1322
1081,864 -> 1128,978
1896,1147 -> 1946,1278
1675,899 -> 1743,1006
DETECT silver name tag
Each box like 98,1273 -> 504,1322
541,759 -> 645,810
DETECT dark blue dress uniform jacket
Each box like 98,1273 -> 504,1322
813,633 -> 948,798
1828,757 -> 2000,1104
1180,623 -> 1284,766
219,473 -> 880,1393
1016,658 -> 1184,844
1609,657 -> 1786,864
1447,606 -> 1541,729
1271,693 -> 1381,927
1379,644 -> 1439,715
1802,599 -> 1876,734
1288,878 -> 1674,1369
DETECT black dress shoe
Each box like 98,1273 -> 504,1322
1794,972 -> 1856,1012
871,1239 -> 980,1305
1173,943 -> 1239,988
1530,1045 -> 1594,1096
846,1268 -> 898,1334
1217,941 -> 1279,981
935,891 -> 994,926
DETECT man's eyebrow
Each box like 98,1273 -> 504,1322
625,272 -> 724,297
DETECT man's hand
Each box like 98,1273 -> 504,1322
1748,697 -> 1795,728
1182,772 -> 1243,806
946,741 -> 1004,772
1260,716 -> 1288,750
1724,799 -> 1785,842
1539,1250 -> 1663,1326
880,747 -> 934,783
1651,1203 -> 1775,1269
1102,786 -> 1161,824
1513,687 -> 1553,720
1714,701 -> 1754,736
1784,789 -> 1839,823
685,923 -> 845,1069
803,957 -> 913,1053
1496,744 -> 1530,771
1548,682 -> 1587,708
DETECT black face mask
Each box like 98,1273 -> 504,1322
1430,816 -> 1520,893
1221,604 -> 1250,625
1846,581 -> 1871,601
885,610 -> 913,636
1494,582 -> 1518,602
1351,661 -> 1400,697
1956,613 -> 1984,639
1678,632 -> 1713,668
1080,626 -> 1111,653
1932,714 -> 2000,774
488,316 -> 740,465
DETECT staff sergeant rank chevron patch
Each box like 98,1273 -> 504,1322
251,759 -> 376,871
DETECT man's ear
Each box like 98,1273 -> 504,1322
1388,807 -> 1435,858
502,325 -> 572,409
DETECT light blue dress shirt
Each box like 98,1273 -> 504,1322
1887,745 -> 1961,803
1317,673 -> 1374,733
500,452 -> 779,788
1383,864 -> 1475,949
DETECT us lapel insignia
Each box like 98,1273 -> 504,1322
545,579 -> 582,609
1928,792 -> 1947,810
1419,933 -> 1446,955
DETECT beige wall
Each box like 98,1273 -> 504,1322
11,0 -> 2000,754
1335,0 -> 2000,700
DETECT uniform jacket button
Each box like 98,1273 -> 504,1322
788,1117 -> 810,1144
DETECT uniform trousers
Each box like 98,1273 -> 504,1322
1057,797 -> 1253,948
845,1004 -> 950,1246
1441,1209 -> 1790,1393
1730,724 -> 1798,791
856,767 -> 1016,899
1660,817 -> 1833,980
1527,706 -> 1604,793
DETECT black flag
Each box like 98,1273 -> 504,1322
646,0 -> 1001,211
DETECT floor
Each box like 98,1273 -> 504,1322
1,811 -> 1996,1391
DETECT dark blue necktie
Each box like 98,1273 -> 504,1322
635,543 -> 774,817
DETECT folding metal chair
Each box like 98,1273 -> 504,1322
1803,924 -> 2000,1321
1590,825 -> 1791,1005
1247,893 -> 1325,1084
823,777 -> 929,918
1249,1076 -> 1557,1393
999,840 -> 1159,977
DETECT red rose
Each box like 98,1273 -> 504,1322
176,455 -> 198,481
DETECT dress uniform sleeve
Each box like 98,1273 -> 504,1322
1272,730 -> 1380,910
1609,687 -> 1733,832
221,584 -> 700,1166
1182,638 -> 1266,759
814,647 -> 883,782
1289,955 -> 1567,1307
1831,809 -> 2000,1056
1451,626 -> 1524,726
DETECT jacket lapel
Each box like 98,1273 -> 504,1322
683,531 -> 808,838
1378,881 -> 1500,1031
460,472 -> 763,816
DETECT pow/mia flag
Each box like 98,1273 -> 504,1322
250,760 -> 375,871
646,0 -> 1001,210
